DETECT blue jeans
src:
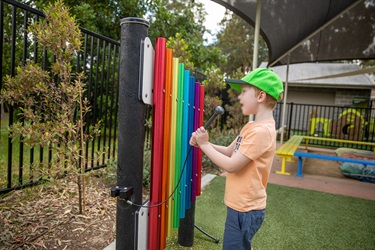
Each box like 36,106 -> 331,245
223,207 -> 265,250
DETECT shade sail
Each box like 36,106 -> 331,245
259,62 -> 375,88
211,0 -> 375,66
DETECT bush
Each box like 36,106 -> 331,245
143,149 -> 151,188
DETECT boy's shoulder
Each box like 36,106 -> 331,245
241,119 -> 275,134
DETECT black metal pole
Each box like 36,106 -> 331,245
178,201 -> 196,246
116,17 -> 149,250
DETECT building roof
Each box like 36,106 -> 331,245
259,62 -> 375,89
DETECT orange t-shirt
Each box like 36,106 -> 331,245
224,119 -> 276,212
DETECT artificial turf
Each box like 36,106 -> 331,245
167,176 -> 375,249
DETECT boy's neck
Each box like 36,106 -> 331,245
253,109 -> 274,123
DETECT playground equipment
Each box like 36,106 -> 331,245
309,117 -> 332,136
113,17 -> 219,250
310,108 -> 367,140
332,108 -> 365,140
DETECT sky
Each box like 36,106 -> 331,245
196,0 -> 227,44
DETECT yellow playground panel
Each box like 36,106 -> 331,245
309,108 -> 372,140
309,117 -> 332,136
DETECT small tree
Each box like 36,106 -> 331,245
0,1 -> 100,214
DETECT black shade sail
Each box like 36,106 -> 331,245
211,0 -> 375,66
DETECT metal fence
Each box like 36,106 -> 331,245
0,0 -> 120,194
274,101 -> 375,150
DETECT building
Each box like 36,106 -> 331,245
260,62 -> 375,107
259,62 -> 375,140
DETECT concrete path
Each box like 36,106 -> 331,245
268,171 -> 375,201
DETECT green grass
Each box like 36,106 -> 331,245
166,176 -> 375,249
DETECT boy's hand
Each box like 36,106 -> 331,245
194,126 -> 209,146
189,134 -> 199,148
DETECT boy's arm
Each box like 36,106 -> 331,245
199,143 -> 249,173
194,127 -> 250,173
210,140 -> 236,157
190,131 -> 236,157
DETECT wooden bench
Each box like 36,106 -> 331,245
275,135 -> 304,175
294,151 -> 375,177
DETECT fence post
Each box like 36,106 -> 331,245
288,102 -> 293,139
116,17 -> 149,250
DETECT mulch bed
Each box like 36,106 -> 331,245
0,171 -> 117,250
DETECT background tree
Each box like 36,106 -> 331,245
148,0 -> 225,71
147,0 -> 228,126
25,0 -> 149,40
216,13 -> 268,75
214,13 -> 269,130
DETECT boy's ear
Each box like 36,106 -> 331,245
258,91 -> 267,102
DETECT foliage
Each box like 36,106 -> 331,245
216,13 -> 268,75
0,2 -> 38,79
360,59 -> 375,69
148,0 -> 205,44
202,128 -> 238,170
29,0 -> 149,40
200,67 -> 226,124
143,149 -> 152,188
222,68 -> 250,131
213,13 -> 269,133
167,33 -> 195,70
152,0 -> 226,73
0,1 -> 100,214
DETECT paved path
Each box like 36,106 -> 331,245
268,171 -> 375,201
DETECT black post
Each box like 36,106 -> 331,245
116,17 -> 149,250
178,201 -> 196,246
288,102 -> 293,139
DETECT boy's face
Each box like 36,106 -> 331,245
238,85 -> 261,116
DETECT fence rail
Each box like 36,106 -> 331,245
0,0 -> 119,194
274,101 -> 375,151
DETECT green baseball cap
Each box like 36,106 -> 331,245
225,68 -> 284,101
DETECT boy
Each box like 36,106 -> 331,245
190,68 -> 283,249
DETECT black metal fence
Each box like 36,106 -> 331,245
0,0 -> 119,194
274,101 -> 375,150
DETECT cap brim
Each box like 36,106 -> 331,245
225,78 -> 248,92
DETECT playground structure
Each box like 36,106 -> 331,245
113,17 -> 216,250
309,108 -> 375,141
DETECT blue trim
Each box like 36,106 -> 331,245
294,152 -> 375,177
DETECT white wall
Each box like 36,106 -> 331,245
286,90 -> 335,105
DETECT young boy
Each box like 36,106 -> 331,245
190,68 -> 283,249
